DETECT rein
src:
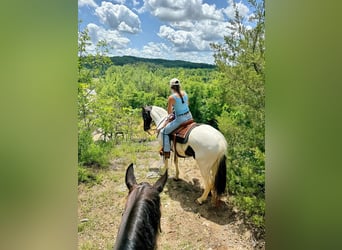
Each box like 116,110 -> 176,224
147,130 -> 154,136
154,116 -> 167,137
146,108 -> 168,137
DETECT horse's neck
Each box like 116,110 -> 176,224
115,187 -> 159,249
151,106 -> 167,126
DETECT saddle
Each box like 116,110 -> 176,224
169,119 -> 199,144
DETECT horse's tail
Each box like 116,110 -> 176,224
214,154 -> 227,195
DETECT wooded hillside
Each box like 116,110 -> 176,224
109,56 -> 216,69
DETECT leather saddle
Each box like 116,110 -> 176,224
169,119 -> 199,144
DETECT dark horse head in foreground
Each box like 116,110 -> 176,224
114,163 -> 168,250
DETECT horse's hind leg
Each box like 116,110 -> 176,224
211,190 -> 219,207
196,178 -> 213,204
174,154 -> 179,180
196,184 -> 211,205
195,160 -> 217,205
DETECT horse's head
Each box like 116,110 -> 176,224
114,163 -> 168,249
141,106 -> 153,132
125,163 -> 168,195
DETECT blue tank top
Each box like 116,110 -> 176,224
172,92 -> 189,116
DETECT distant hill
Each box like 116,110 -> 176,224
109,56 -> 216,69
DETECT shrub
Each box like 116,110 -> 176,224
78,166 -> 101,185
78,128 -> 111,167
218,110 -> 265,232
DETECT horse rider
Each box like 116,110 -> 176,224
160,78 -> 193,159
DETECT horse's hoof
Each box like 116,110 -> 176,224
212,200 -> 222,208
195,199 -> 203,205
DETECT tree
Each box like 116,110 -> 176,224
78,22 -> 91,78
211,0 -> 265,232
212,0 -> 265,76
92,40 -> 112,77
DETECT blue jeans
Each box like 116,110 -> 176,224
161,112 -> 193,152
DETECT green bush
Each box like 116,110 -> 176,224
78,166 -> 100,185
78,128 -> 111,167
218,110 -> 265,232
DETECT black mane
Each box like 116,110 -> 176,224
114,164 -> 167,250
114,184 -> 161,250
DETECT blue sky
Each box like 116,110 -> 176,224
78,0 -> 254,64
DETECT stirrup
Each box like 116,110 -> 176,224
159,147 -> 164,156
163,152 -> 170,159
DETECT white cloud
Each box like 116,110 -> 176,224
117,42 -> 169,59
86,23 -> 130,53
140,0 -> 223,21
224,0 -> 250,19
141,42 -> 170,58
174,51 -> 215,64
196,20 -> 234,41
158,25 -> 208,52
79,0 -> 236,64
138,0 -> 234,54
132,0 -> 140,7
78,0 -> 98,8
201,3 -> 223,20
169,21 -> 195,31
158,19 -> 234,53
95,2 -> 141,33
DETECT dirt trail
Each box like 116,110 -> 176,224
78,141 -> 262,249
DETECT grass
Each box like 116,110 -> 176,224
110,141 -> 154,159
178,241 -> 193,249
78,222 -> 87,233
109,172 -> 122,183
79,241 -> 96,250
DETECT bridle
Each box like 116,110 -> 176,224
145,115 -> 167,136
143,109 -> 156,135
143,107 -> 167,136
146,129 -> 154,136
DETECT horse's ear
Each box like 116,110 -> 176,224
143,105 -> 152,112
153,169 -> 168,193
125,163 -> 137,191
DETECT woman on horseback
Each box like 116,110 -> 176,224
160,78 -> 193,159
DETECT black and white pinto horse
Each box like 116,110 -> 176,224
142,105 -> 227,205
114,163 -> 168,250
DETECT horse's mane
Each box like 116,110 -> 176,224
115,184 -> 161,250
152,106 -> 167,117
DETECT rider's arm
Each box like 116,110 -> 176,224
167,95 -> 175,114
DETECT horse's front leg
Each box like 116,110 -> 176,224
162,156 -> 169,175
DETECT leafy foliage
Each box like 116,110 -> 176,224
211,0 -> 265,231
78,166 -> 101,185
78,125 -> 111,167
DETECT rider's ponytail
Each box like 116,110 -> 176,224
172,85 -> 184,103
